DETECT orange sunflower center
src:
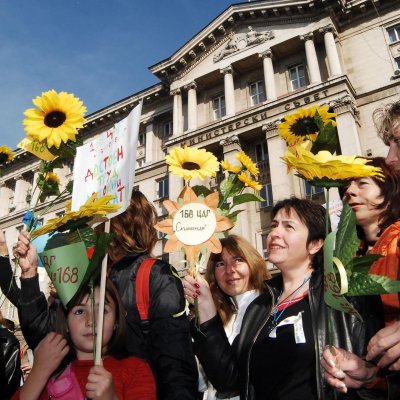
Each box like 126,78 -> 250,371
182,161 -> 200,170
44,110 -> 66,128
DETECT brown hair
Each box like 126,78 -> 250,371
56,278 -> 127,359
344,157 -> 400,235
205,235 -> 270,325
373,99 -> 400,145
108,190 -> 158,263
271,197 -> 326,270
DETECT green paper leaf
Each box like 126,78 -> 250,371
232,193 -> 263,206
219,174 -> 235,198
192,185 -> 212,198
66,180 -> 74,194
352,254 -> 383,273
310,124 -> 338,155
334,203 -> 360,272
348,273 -> 400,296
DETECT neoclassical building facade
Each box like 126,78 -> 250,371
1,0 -> 400,322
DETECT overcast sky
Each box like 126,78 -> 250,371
0,0 -> 241,149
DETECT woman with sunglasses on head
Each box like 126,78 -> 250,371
185,197 -> 382,400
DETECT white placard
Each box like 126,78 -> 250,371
71,102 -> 142,217
173,203 -> 216,245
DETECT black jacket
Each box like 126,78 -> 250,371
18,253 -> 198,400
0,325 -> 21,399
192,270 -> 384,400
0,256 -> 20,307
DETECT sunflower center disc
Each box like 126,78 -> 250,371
182,162 -> 200,170
44,111 -> 67,128
292,118 -> 318,136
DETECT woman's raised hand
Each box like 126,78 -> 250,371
183,273 -> 217,324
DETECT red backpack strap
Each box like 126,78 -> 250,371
135,258 -> 157,322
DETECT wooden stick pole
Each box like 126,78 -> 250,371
95,219 -> 110,365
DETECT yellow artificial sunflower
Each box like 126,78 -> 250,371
44,172 -> 61,186
166,146 -> 220,181
32,193 -> 120,238
154,186 -> 233,268
221,159 -> 242,174
0,145 -> 15,164
238,171 -> 263,191
23,89 -> 87,149
282,143 -> 384,186
278,105 -> 337,146
236,151 -> 259,176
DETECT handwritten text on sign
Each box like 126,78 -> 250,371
39,241 -> 89,307
173,203 -> 216,246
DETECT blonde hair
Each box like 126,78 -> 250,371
373,100 -> 400,145
205,235 -> 270,325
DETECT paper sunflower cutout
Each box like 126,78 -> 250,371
23,89 -> 87,149
278,105 -> 336,146
166,146 -> 220,181
32,193 -> 120,238
155,186 -> 233,268
282,142 -> 385,187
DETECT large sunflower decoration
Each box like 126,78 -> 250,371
23,89 -> 86,152
278,104 -> 400,323
18,90 -> 87,231
161,145 -> 264,272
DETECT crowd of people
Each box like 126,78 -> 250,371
0,99 -> 400,399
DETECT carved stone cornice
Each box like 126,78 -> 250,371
184,81 -> 197,91
170,88 -> 181,96
262,120 -> 281,138
329,94 -> 359,117
319,24 -> 337,37
220,65 -> 234,75
220,135 -> 240,147
300,32 -> 314,42
258,48 -> 273,59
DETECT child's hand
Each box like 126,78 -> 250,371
34,333 -> 69,377
14,231 -> 38,278
86,365 -> 117,400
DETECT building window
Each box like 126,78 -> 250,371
395,57 -> 400,70
138,131 -> 146,146
388,25 -> 400,43
260,183 -> 273,208
136,158 -> 145,168
249,81 -> 266,105
56,211 -> 65,218
260,232 -> 269,259
255,142 -> 268,162
157,178 -> 169,199
304,181 -> 324,197
212,95 -> 226,119
289,64 -> 307,90
162,121 -> 173,138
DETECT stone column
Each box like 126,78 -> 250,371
263,122 -> 294,201
300,32 -> 322,84
186,82 -> 197,131
145,120 -> 154,164
30,169 -> 41,207
219,135 -> 251,238
329,95 -> 361,156
259,49 -> 277,101
220,66 -> 235,116
319,25 -> 342,77
14,175 -> 30,211
0,183 -> 11,216
171,89 -> 183,136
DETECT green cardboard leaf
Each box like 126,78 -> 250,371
192,185 -> 212,198
324,231 -> 361,319
310,124 -> 338,155
334,203 -> 360,271
352,254 -> 383,274
39,241 -> 90,307
219,174 -> 235,198
348,273 -> 400,296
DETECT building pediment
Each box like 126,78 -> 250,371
149,0 -> 392,84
